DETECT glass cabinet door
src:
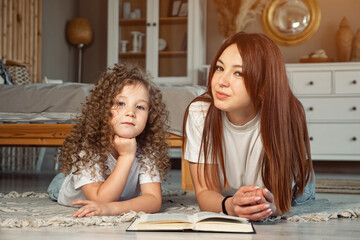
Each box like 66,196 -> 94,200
110,0 -> 205,84
118,0 -> 147,70
158,0 -> 188,78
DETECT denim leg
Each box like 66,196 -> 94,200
292,172 -> 316,206
47,172 -> 66,201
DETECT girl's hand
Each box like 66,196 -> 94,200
227,186 -> 272,221
72,200 -> 113,217
113,135 -> 137,157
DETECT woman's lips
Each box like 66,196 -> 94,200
215,91 -> 230,99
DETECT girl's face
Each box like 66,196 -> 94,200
211,43 -> 256,126
110,83 -> 149,139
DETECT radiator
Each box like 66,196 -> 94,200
0,147 -> 39,172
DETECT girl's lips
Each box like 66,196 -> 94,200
122,122 -> 135,126
215,91 -> 230,99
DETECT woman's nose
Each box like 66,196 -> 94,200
218,74 -> 229,87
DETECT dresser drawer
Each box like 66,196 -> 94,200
335,71 -> 360,94
292,71 -> 332,95
307,123 -> 360,155
299,97 -> 360,121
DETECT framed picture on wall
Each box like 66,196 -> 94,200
169,0 -> 182,17
178,2 -> 188,17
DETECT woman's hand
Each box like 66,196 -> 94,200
226,186 -> 274,221
243,187 -> 278,216
261,188 -> 278,216
72,200 -> 113,217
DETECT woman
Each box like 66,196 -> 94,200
183,32 -> 315,221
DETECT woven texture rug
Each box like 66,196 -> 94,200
316,179 -> 360,194
1,191 -> 359,228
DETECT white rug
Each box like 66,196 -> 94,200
1,191 -> 359,228
0,190 -> 196,228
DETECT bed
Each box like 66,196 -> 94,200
0,83 -> 204,190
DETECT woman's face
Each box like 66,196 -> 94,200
110,83 -> 149,139
211,43 -> 256,125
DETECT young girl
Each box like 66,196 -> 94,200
48,63 -> 170,217
183,32 -> 315,221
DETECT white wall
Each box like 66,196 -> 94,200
206,0 -> 360,64
41,0 -> 107,84
79,0 -> 108,84
41,0 -> 78,83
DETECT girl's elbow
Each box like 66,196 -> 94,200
144,194 -> 162,213
152,196 -> 162,213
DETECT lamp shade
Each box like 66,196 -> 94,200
66,18 -> 93,45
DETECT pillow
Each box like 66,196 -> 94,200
6,64 -> 31,85
0,59 -> 14,85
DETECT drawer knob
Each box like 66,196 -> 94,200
352,106 -> 357,111
309,137 -> 314,141
352,80 -> 357,84
352,137 -> 357,141
309,81 -> 314,85
309,107 -> 314,111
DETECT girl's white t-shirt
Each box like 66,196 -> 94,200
184,101 -> 264,194
57,153 -> 160,206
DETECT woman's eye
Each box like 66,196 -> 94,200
215,65 -> 223,72
235,71 -> 243,77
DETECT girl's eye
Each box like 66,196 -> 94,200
136,105 -> 146,110
215,65 -> 223,72
118,101 -> 125,106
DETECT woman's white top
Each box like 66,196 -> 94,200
184,101 -> 264,194
57,153 -> 160,206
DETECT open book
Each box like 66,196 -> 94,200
126,212 -> 255,233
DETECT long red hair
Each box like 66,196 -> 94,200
183,32 -> 313,213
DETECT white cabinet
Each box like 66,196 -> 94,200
107,0 -> 206,84
286,62 -> 360,161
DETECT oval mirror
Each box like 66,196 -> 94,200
262,0 -> 321,46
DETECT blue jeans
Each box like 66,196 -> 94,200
47,172 -> 66,201
291,172 -> 316,206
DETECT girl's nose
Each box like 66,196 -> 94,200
125,110 -> 135,118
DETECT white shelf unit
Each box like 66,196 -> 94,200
107,0 -> 206,85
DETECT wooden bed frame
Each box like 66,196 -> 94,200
0,123 -> 194,190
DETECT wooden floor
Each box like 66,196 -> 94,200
1,168 -> 360,239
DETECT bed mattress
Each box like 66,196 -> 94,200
0,83 -> 206,136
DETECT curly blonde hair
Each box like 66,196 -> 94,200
59,64 -> 170,180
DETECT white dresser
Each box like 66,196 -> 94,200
286,62 -> 360,161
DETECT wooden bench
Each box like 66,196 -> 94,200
0,123 -> 194,190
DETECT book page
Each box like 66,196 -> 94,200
139,213 -> 194,224
127,214 -> 194,231
194,221 -> 254,233
193,212 -> 248,223
127,213 -> 254,233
